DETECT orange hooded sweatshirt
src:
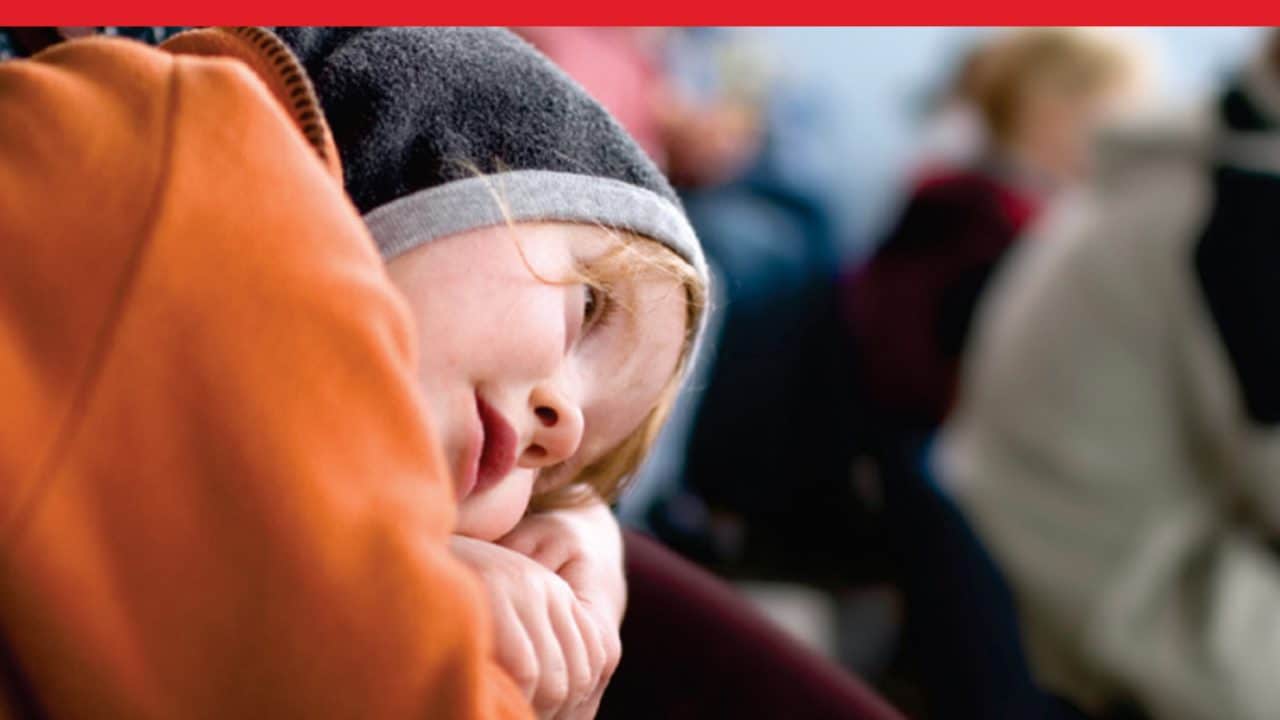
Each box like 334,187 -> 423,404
0,29 -> 531,719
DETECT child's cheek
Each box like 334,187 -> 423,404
497,288 -> 571,379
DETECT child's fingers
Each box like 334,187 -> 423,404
547,606 -> 597,720
548,601 -> 612,720
577,599 -> 624,717
570,600 -> 607,688
547,588 -> 594,712
598,605 -> 622,680
489,595 -> 540,699
517,590 -> 570,716
557,555 -> 620,620
566,680 -> 608,720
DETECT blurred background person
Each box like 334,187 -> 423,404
840,32 -> 1156,717
844,27 -> 1151,458
646,29 -> 868,587
939,29 -> 1280,720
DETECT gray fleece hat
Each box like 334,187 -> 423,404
275,26 -> 707,290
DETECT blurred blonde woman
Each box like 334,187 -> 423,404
845,27 -> 1150,442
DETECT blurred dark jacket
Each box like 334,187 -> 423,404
843,164 -> 1044,436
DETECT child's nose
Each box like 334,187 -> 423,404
519,387 -> 584,469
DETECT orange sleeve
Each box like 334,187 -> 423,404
0,38 -> 532,720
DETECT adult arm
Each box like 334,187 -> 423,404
0,37 -> 530,719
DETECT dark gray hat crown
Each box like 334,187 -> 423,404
276,27 -> 704,285
278,27 -> 678,214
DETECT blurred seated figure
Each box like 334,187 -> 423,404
647,32 -> 875,582
940,30 -> 1280,720
844,28 -> 1147,447
669,127 -> 865,580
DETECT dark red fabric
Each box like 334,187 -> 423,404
843,169 -> 1041,431
598,531 -> 905,720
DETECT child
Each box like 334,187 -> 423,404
278,27 -> 710,719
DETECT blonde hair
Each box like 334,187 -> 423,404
528,230 -> 706,512
975,28 -> 1147,143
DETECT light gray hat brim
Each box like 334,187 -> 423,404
363,169 -> 709,288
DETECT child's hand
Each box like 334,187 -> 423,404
496,500 -> 626,715
497,500 -> 627,631
450,535 -> 614,719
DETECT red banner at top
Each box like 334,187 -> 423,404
3,0 -> 1279,26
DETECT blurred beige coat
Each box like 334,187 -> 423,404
940,56 -> 1280,720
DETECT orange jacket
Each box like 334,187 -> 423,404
0,30 -> 531,719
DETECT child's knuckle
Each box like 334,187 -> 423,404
538,666 -> 570,708
507,654 -> 540,692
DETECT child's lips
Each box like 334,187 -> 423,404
472,394 -> 518,495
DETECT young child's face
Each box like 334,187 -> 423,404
386,222 -> 688,541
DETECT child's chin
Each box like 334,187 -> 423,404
455,498 -> 524,542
